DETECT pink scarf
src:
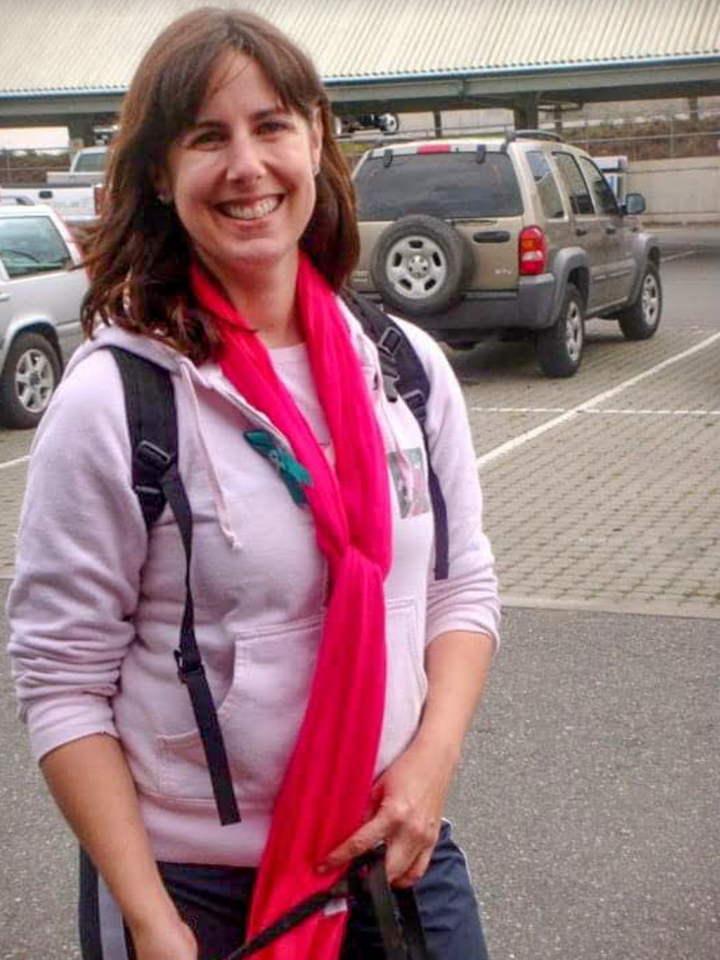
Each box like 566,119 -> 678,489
190,255 -> 392,960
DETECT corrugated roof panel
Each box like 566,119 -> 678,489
696,0 -> 720,52
685,0 -> 709,52
0,0 -> 718,95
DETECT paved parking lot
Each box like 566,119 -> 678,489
0,233 -> 718,960
459,318 -> 719,619
2,242 -> 719,613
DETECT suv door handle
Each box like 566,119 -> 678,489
472,230 -> 511,243
0,293 -> 10,303
605,225 -> 618,234
575,227 -> 588,236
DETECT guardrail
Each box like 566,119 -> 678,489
340,110 -> 720,163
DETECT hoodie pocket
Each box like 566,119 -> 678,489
155,597 -> 427,806
156,613 -> 323,806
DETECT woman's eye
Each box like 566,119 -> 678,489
258,120 -> 290,135
189,130 -> 224,147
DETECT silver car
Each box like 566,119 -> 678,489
0,205 -> 87,428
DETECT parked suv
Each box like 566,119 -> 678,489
352,131 -> 662,377
0,205 -> 86,428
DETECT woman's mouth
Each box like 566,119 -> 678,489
218,196 -> 282,221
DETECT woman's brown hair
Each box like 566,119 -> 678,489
80,6 -> 360,362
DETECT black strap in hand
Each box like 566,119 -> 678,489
219,845 -> 428,960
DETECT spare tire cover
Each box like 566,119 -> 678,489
370,215 -> 473,317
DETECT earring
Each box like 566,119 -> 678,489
157,192 -> 172,205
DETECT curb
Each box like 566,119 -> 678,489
501,594 -> 720,621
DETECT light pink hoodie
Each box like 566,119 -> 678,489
7,303 -> 500,866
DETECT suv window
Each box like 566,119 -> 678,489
526,151 -> 565,219
0,215 -> 71,278
553,152 -> 594,216
355,151 -> 523,220
74,151 -> 106,173
578,157 -> 619,215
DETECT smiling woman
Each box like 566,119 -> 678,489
6,7 -> 500,960
80,7 -> 358,361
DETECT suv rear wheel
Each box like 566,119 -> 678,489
617,262 -> 662,340
0,331 -> 61,429
536,284 -> 585,378
371,215 -> 473,317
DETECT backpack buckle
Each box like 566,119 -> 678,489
376,325 -> 403,359
401,388 -> 427,422
136,439 -> 174,471
382,370 -> 400,402
174,648 -> 204,684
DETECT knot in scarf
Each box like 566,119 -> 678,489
190,255 -> 392,960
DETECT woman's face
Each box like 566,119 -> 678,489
156,52 -> 322,294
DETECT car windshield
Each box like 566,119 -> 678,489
355,151 -> 523,220
0,216 -> 71,277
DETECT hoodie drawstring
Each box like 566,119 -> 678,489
179,362 -> 243,552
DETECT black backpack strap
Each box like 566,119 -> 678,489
107,346 -> 240,826
363,851 -> 429,960
394,887 -> 429,960
220,845 -> 429,960
341,290 -> 450,580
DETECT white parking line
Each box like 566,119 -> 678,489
0,454 -> 30,471
584,408 -> 720,416
476,331 -> 720,468
472,406 -> 720,417
471,406 -> 566,414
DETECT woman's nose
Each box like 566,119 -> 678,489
225,135 -> 265,182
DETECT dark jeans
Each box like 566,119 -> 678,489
79,821 -> 489,960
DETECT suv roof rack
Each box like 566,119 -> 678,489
502,129 -> 564,152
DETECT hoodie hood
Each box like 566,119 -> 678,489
68,304 -> 382,398
67,305 -> 414,550
65,324 -> 182,378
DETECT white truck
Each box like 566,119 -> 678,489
0,146 -> 108,228
46,145 -> 107,185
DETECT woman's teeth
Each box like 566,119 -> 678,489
223,197 -> 280,221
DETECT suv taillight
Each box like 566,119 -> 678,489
519,226 -> 547,276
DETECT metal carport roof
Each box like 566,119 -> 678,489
1,0 -> 719,123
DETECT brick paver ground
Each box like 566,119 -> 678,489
461,322 -> 720,619
1,321 -> 718,618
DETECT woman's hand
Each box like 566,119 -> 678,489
130,914 -> 198,960
319,736 -> 458,888
321,630 -> 493,888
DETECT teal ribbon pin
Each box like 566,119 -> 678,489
244,429 -> 313,505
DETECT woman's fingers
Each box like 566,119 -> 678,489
391,846 -> 435,889
318,806 -> 392,872
318,796 -> 438,883
383,805 -> 439,884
